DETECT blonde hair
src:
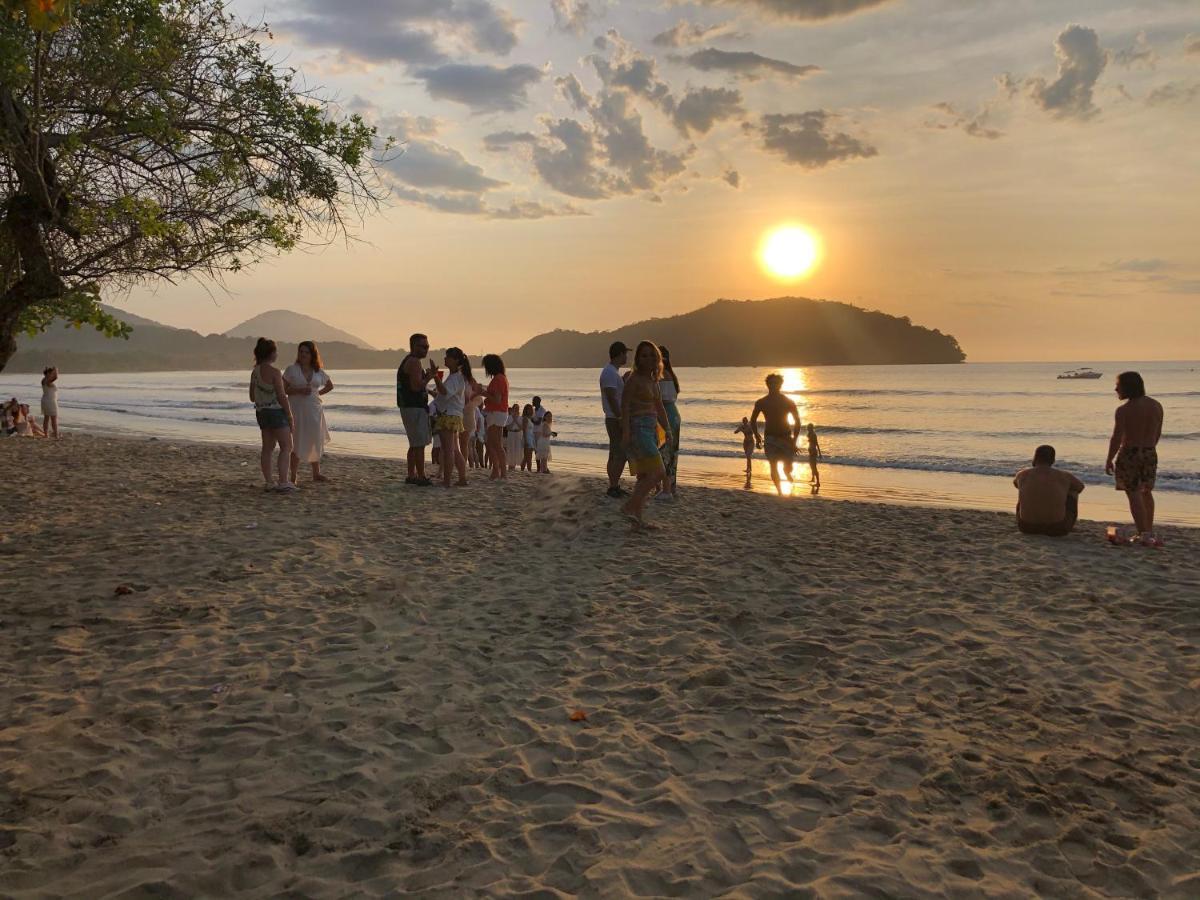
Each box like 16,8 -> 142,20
633,340 -> 663,380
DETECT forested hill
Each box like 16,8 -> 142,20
6,306 -> 401,373
502,297 -> 966,367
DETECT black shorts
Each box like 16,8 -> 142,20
256,407 -> 289,431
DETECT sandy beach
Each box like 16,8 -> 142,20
1,434 -> 1197,897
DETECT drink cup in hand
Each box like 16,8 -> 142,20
433,369 -> 443,383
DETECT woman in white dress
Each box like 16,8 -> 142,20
283,341 -> 334,483
505,403 -> 523,472
40,366 -> 59,438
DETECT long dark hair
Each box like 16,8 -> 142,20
297,340 -> 323,371
253,337 -> 277,364
483,353 -> 505,376
659,345 -> 679,394
1116,371 -> 1145,399
445,347 -> 472,380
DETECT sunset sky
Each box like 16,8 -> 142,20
119,0 -> 1200,361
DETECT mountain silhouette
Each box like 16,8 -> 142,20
502,297 -> 965,366
224,310 -> 375,350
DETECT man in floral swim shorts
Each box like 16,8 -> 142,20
1105,371 -> 1164,544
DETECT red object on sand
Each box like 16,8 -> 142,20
569,709 -> 587,721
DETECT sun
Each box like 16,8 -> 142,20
759,225 -> 822,280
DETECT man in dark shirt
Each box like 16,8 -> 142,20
397,333 -> 437,485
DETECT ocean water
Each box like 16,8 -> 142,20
4,361 -> 1198,524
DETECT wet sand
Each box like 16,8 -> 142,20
1,434 -> 1197,896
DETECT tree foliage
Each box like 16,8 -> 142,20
0,0 -> 387,370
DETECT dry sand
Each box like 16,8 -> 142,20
1,434 -> 1198,898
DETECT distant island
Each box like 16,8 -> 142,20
6,297 -> 964,373
503,297 -> 965,367
223,309 -> 375,350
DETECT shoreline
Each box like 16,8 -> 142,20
2,434 -> 1197,895
27,420 -> 1200,528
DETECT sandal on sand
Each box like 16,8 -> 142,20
275,482 -> 298,493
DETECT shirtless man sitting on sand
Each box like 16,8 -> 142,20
1105,370 -> 1163,544
1014,445 -> 1084,536
750,373 -> 802,496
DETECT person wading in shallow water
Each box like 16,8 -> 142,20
1105,370 -> 1164,545
750,373 -> 802,496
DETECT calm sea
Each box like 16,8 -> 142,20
4,362 -> 1198,525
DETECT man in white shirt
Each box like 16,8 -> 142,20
531,396 -> 548,426
600,341 -> 629,498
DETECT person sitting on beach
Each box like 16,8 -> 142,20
15,404 -> 45,437
397,334 -> 437,486
1105,371 -> 1164,545
750,373 -> 802,496
806,423 -> 822,493
40,366 -> 59,439
1014,445 -> 1084,536
621,341 -> 673,529
249,338 -> 296,493
600,341 -> 630,498
2,398 -> 17,435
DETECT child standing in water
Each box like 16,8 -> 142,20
536,412 -> 554,473
734,417 -> 755,474
806,422 -> 822,492
40,367 -> 59,438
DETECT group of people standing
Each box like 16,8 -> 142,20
250,338 -> 333,492
598,340 -> 683,528
2,367 -> 59,439
395,335 -> 554,489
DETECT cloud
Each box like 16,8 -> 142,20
276,0 -> 519,67
1113,31 -> 1156,69
590,90 -> 691,190
703,0 -> 895,22
1107,258 -> 1172,273
672,87 -> 744,136
1026,25 -> 1107,120
927,101 -> 1003,140
550,0 -> 602,36
652,19 -> 739,48
389,185 -> 584,219
676,48 -> 820,81
752,110 -> 877,169
722,168 -> 740,188
1186,34 -> 1200,56
1146,80 -> 1200,106
414,63 -> 545,112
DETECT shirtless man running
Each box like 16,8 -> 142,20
750,373 -> 802,496
1105,370 -> 1164,543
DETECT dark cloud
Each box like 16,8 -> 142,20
1146,80 -> 1200,106
383,137 -> 506,192
677,47 -> 820,81
722,168 -> 740,188
1026,25 -> 1107,120
928,101 -> 1003,140
753,110 -> 877,169
705,0 -> 894,22
1113,32 -> 1155,69
414,63 -> 545,112
591,90 -> 690,190
550,0 -> 602,36
276,0 -> 519,66
672,87 -> 744,136
389,185 -> 584,219
483,130 -> 539,151
527,117 -> 617,199
651,19 -> 739,48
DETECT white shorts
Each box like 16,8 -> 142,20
485,411 -> 509,429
